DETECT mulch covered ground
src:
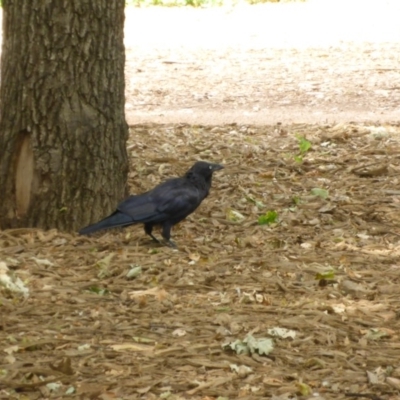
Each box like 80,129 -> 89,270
2,122 -> 400,399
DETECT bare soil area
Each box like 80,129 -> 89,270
2,2 -> 400,400
124,1 -> 400,125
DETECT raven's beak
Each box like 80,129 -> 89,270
212,164 -> 224,171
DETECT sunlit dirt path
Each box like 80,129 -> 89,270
124,0 -> 400,125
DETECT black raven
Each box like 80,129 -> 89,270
79,161 -> 224,247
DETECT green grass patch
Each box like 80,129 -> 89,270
258,210 -> 278,225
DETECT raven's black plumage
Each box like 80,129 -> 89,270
79,161 -> 223,247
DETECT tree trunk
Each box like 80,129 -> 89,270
0,0 -> 129,231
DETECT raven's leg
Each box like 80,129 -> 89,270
161,222 -> 177,248
144,223 -> 160,243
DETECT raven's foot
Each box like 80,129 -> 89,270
147,233 -> 161,244
165,239 -> 177,249
147,232 -> 177,248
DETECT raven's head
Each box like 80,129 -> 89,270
188,161 -> 224,179
184,161 -> 223,196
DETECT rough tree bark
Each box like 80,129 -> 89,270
0,0 -> 129,231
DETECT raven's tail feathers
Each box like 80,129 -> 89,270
79,211 -> 134,235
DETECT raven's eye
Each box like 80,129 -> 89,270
209,165 -> 212,169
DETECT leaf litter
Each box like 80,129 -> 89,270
1,122 -> 400,398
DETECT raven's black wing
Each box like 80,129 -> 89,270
79,178 -> 204,236
78,210 -> 136,235
118,178 -> 206,224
